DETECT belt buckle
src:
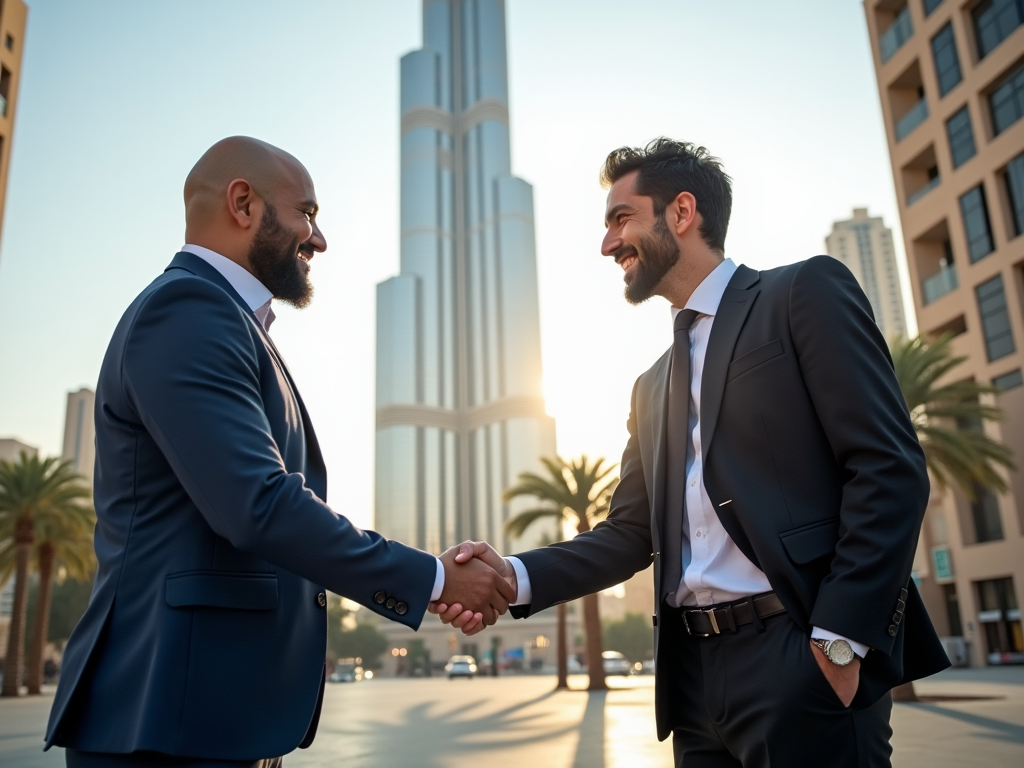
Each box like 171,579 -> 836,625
683,608 -> 719,637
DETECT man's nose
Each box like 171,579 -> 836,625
601,229 -> 621,257
310,222 -> 327,253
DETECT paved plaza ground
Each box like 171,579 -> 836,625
1,668 -> 1022,767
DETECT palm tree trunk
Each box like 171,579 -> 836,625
1,519 -> 34,697
892,682 -> 919,702
555,602 -> 568,690
27,543 -> 55,694
582,592 -> 606,691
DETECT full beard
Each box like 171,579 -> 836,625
248,203 -> 313,309
622,215 -> 680,305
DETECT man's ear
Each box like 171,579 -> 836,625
225,178 -> 258,230
669,191 -> 698,238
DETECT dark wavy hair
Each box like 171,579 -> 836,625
600,138 -> 733,252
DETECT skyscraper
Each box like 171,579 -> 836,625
62,388 -> 95,487
825,208 -> 908,338
865,0 -> 1024,668
375,0 -> 556,556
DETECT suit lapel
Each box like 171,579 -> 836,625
644,352 -> 672,549
701,265 -> 760,458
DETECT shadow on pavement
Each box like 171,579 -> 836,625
570,691 -> 606,768
906,703 -> 1024,745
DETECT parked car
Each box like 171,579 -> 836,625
445,655 -> 478,679
329,659 -> 364,683
602,650 -> 633,676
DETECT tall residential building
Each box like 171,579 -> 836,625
825,208 -> 908,338
866,0 -> 1024,667
0,0 -> 26,253
62,388 -> 95,487
375,0 -> 556,558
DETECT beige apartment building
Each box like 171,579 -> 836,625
0,0 -> 25,244
62,388 -> 95,487
866,0 -> 1024,667
826,208 -> 909,338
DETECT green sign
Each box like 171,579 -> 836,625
932,546 -> 954,583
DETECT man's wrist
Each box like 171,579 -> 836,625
811,627 -> 869,659
506,556 -> 532,605
429,556 -> 445,602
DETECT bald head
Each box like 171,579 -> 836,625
184,136 -> 311,229
182,136 -> 326,305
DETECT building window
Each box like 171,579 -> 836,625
971,484 -> 1005,542
924,0 -> 944,15
991,62 -> 1024,136
972,0 -> 1024,60
976,274 -> 1016,361
943,583 -> 963,636
993,368 -> 1024,390
881,5 -> 915,63
1005,152 -> 1024,236
975,577 -> 1024,665
960,186 -> 994,262
946,106 -> 977,168
931,24 -> 963,96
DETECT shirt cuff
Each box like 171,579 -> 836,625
811,626 -> 869,658
429,557 -> 445,603
507,556 -> 532,606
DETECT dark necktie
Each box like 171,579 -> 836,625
663,309 -> 699,605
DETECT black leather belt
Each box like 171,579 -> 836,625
678,592 -> 786,636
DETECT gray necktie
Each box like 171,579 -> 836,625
663,309 -> 699,605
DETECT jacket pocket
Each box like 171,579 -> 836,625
727,338 -> 784,381
779,519 -> 838,564
165,571 -> 279,611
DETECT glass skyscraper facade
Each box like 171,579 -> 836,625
375,0 -> 556,556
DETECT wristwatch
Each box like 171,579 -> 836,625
811,638 -> 855,666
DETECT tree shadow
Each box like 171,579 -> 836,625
570,690 -> 606,768
908,702 -> 1024,745
321,688 -> 591,767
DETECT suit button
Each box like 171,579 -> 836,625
888,624 -> 898,637
396,601 -> 408,615
893,612 -> 902,624
386,597 -> 397,610
374,591 -> 387,605
317,592 -> 326,608
895,599 -> 906,613
900,588 -> 908,601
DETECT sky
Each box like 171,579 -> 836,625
0,0 -> 913,532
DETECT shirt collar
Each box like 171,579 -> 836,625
670,258 -> 737,325
181,244 -> 273,315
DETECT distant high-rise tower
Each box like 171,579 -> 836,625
0,0 -> 26,260
375,0 -> 556,555
825,208 -> 907,338
62,388 -> 95,487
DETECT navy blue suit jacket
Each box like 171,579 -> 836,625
45,253 -> 436,759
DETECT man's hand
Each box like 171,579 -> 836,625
430,541 -> 517,636
436,542 -> 516,631
810,641 -> 860,707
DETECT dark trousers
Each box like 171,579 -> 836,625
66,750 -> 283,768
663,607 -> 893,768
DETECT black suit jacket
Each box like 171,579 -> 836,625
511,256 -> 949,739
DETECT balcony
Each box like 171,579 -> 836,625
896,98 -> 929,141
923,264 -> 958,304
880,6 -> 914,63
908,175 -> 941,205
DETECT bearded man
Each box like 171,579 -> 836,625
435,139 -> 950,767
45,137 -> 513,767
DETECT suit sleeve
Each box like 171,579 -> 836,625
121,277 -> 437,628
511,381 -> 655,618
789,255 -> 929,654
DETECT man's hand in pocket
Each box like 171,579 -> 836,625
810,641 -> 860,707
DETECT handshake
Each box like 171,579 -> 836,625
432,541 -> 519,636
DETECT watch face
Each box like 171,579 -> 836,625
827,639 -> 855,666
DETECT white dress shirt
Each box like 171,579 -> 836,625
509,258 -> 866,656
181,245 -> 446,607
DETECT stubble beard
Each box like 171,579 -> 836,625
622,215 -> 681,306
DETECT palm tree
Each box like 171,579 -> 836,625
0,453 -> 92,697
24,502 -> 96,693
889,333 -> 1015,701
503,455 -> 619,692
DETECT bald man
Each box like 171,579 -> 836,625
45,138 -> 513,767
